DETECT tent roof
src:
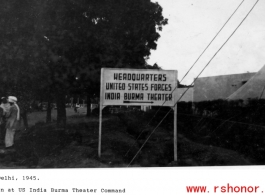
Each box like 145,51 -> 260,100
228,65 -> 265,100
193,72 -> 255,102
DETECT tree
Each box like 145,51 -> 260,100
65,0 -> 168,116
0,0 -> 51,110
0,0 -> 168,127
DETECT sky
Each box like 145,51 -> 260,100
148,0 -> 265,85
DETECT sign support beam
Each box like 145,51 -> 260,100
174,104 -> 177,161
98,69 -> 104,158
174,70 -> 178,161
98,104 -> 102,158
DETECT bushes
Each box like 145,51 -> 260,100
193,99 -> 265,123
178,99 -> 265,164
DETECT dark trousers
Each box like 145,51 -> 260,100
0,122 -> 6,143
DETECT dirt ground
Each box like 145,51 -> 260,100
0,108 -> 253,168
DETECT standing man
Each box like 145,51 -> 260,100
0,97 -> 10,144
5,96 -> 20,149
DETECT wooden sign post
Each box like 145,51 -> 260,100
174,104 -> 177,161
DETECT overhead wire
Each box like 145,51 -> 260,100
178,0 -> 246,130
127,0 -> 260,167
176,0 -> 259,103
124,0 -> 245,157
179,0 -> 245,83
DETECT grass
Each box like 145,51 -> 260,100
0,107 -> 254,168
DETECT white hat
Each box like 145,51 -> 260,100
8,96 -> 17,103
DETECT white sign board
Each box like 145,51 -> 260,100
99,68 -> 178,160
100,68 -> 178,107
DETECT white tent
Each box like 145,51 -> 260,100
193,73 -> 254,102
228,65 -> 265,100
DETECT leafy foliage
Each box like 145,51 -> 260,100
0,0 -> 168,123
